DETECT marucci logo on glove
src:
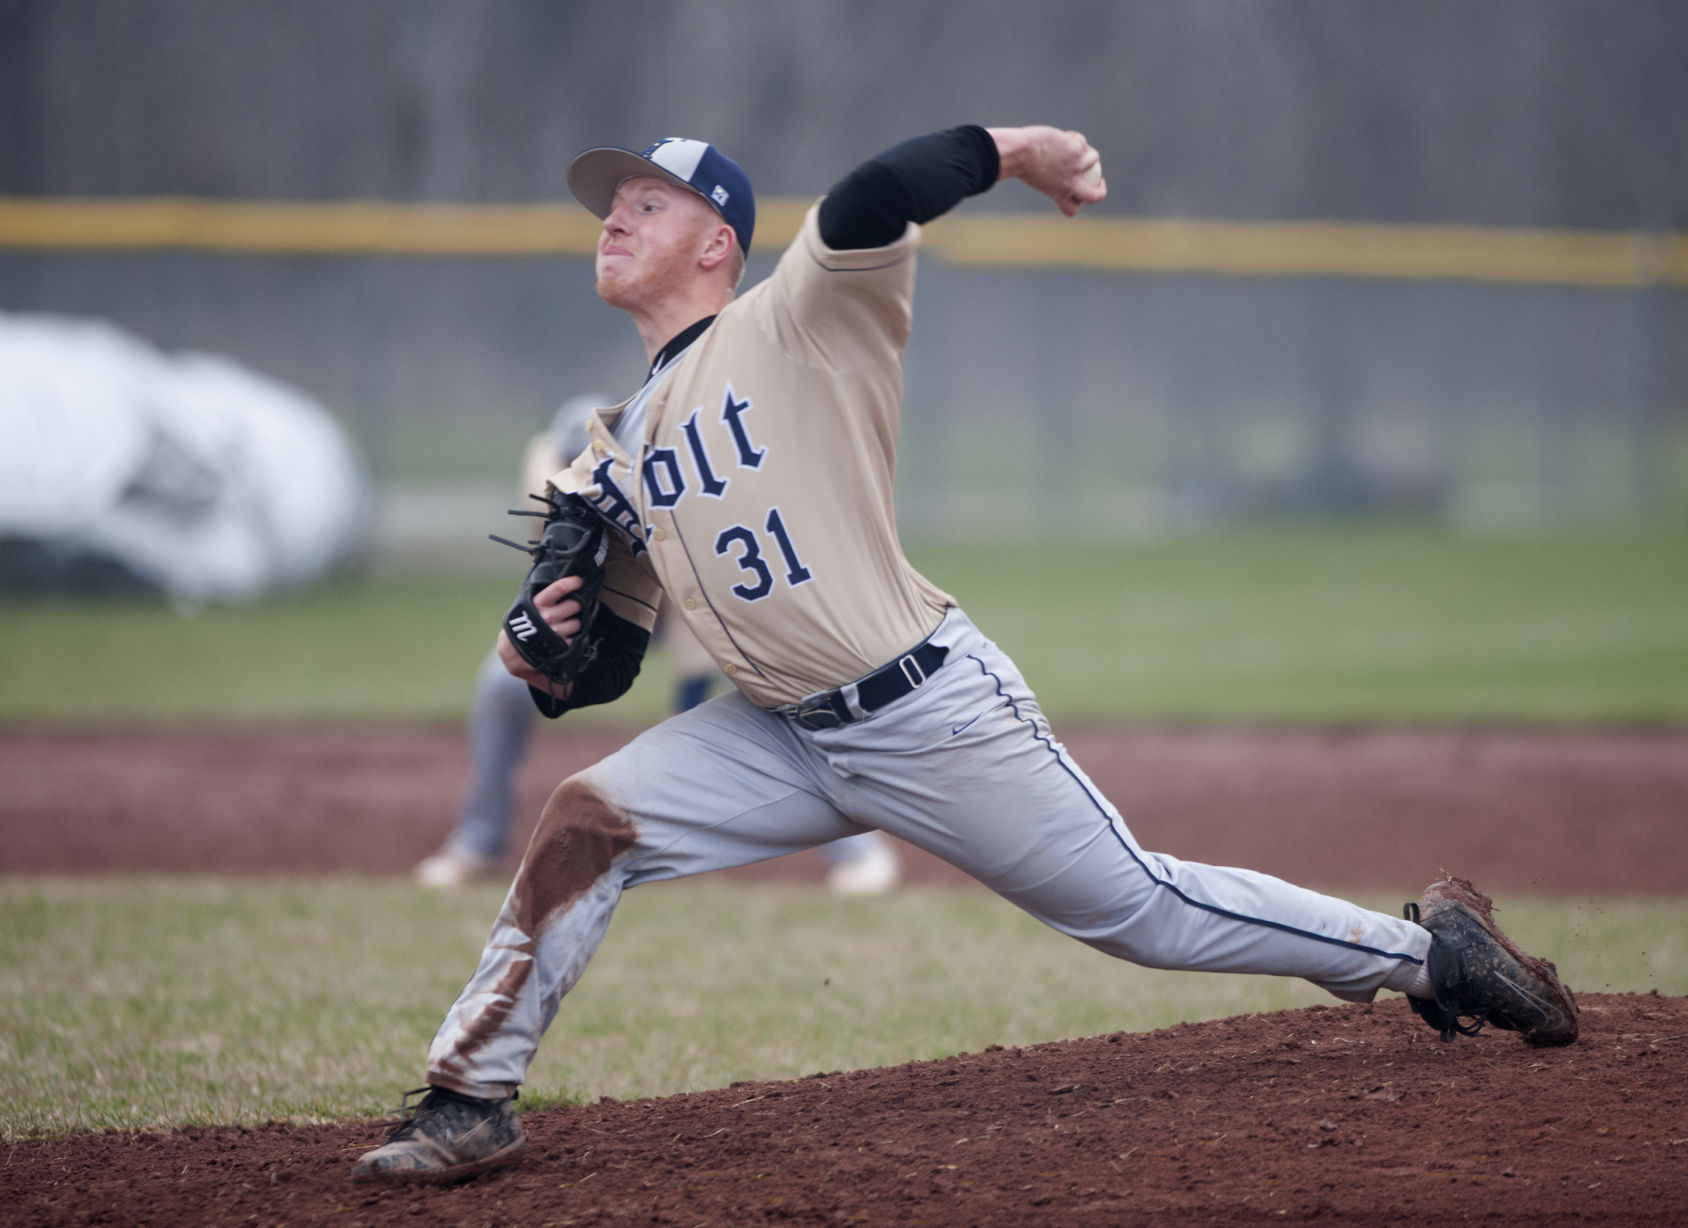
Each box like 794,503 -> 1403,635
507,611 -> 539,642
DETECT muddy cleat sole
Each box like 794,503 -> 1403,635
353,1086 -> 526,1184
1405,874 -> 1579,1047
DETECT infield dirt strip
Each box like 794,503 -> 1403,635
2,725 -> 1686,1224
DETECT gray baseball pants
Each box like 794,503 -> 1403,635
425,607 -> 1431,1099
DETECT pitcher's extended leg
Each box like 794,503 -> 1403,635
818,612 -> 1431,1001
426,694 -> 866,1098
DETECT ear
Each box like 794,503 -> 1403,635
697,223 -> 736,273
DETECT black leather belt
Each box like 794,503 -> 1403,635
791,641 -> 949,731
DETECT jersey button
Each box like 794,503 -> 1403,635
652,528 -> 666,541
724,664 -> 738,676
683,598 -> 697,611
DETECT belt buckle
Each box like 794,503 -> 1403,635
897,652 -> 927,690
794,693 -> 847,731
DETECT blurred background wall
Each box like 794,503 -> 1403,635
2,0 -> 1684,555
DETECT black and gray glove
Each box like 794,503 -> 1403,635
492,490 -> 609,686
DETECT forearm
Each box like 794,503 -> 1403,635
818,124 -> 1104,250
984,126 -> 1062,183
525,607 -> 651,718
818,125 -> 999,250
985,124 -> 1106,216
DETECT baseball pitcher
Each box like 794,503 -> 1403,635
354,124 -> 1577,1182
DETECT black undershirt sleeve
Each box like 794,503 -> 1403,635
818,125 -> 1000,251
527,605 -> 652,718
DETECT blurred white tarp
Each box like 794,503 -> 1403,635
0,311 -> 371,603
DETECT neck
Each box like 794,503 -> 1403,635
648,315 -> 717,376
630,286 -> 732,365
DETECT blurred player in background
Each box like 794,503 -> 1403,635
414,395 -> 901,896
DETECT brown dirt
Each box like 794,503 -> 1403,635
5,724 -> 1686,894
3,725 -> 1686,1224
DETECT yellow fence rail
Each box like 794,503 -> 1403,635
2,195 -> 1684,289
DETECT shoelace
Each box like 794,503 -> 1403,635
1430,1005 -> 1490,1042
382,1084 -> 517,1139
381,1086 -> 438,1140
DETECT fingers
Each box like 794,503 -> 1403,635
1059,130 -> 1106,216
994,125 -> 1105,216
533,575 -> 585,640
497,573 -> 586,686
496,630 -> 538,683
534,574 -> 584,606
546,614 -> 583,641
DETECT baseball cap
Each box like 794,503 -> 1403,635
567,137 -> 755,255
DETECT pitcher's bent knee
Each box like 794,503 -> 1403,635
509,775 -> 638,937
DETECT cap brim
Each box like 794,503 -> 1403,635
567,147 -> 698,219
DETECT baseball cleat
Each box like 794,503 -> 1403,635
352,1086 -> 525,1183
1404,875 -> 1579,1046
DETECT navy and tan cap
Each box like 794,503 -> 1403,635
568,138 -> 756,255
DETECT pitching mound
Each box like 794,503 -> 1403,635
3,725 -> 1686,1223
6,994 -> 1685,1225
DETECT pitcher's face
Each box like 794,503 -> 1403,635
594,177 -> 723,312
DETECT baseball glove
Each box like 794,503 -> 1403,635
1405,874 -> 1579,1046
491,490 -> 609,686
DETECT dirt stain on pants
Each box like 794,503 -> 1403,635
429,775 -> 637,1093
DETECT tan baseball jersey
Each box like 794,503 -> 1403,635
550,203 -> 953,709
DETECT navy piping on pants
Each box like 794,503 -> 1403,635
962,652 -> 1425,970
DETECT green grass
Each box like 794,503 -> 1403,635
1,522 -> 1684,725
2,877 -> 1681,1138
924,523 -> 1688,724
0,574 -> 680,727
